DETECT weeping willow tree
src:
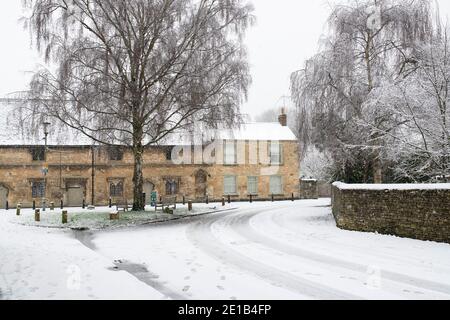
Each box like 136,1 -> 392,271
291,0 -> 437,183
20,0 -> 253,210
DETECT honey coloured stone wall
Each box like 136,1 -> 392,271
0,140 -> 300,208
332,183 -> 450,244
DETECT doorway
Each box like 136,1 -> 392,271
195,170 -> 208,199
67,184 -> 85,207
0,185 -> 8,209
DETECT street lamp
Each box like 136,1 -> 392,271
42,122 -> 51,211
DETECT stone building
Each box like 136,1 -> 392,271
0,113 -> 299,208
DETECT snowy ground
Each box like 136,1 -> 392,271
1,199 -> 450,300
9,205 -> 231,230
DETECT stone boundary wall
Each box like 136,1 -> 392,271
332,182 -> 450,244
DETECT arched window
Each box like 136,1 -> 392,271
110,181 -> 124,197
165,179 -> 179,196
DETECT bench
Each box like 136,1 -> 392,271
116,199 -> 131,212
155,196 -> 177,212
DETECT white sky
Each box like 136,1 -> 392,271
1,0 -> 450,119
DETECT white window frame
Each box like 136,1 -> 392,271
224,140 -> 237,165
270,142 -> 282,165
247,176 -> 258,195
223,176 -> 237,195
270,176 -> 283,195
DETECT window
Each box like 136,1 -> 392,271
32,181 -> 45,198
270,176 -> 283,195
31,147 -> 45,161
224,176 -> 237,195
166,147 -> 174,161
224,141 -> 236,165
270,142 -> 282,165
247,176 -> 258,195
165,179 -> 179,196
110,181 -> 124,197
108,147 -> 124,161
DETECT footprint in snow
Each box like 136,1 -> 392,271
182,286 -> 191,292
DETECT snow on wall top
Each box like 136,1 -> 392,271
333,182 -> 450,190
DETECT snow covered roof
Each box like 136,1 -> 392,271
0,104 -> 297,146
333,182 -> 450,191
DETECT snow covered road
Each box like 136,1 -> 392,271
90,200 -> 450,300
2,199 -> 450,300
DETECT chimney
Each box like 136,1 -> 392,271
278,108 -> 287,127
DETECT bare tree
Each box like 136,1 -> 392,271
291,0 -> 435,183
20,0 -> 253,210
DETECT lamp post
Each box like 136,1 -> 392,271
42,122 -> 51,212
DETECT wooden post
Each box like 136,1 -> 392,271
142,193 -> 146,206
60,200 -> 64,210
109,212 -> 120,220
183,196 -> 186,206
6,201 -> 9,211
32,200 -> 36,211
62,210 -> 68,224
222,197 -> 226,206
206,195 -> 209,205
250,194 -> 253,203
292,193 -> 295,202
272,194 -> 274,202
82,199 -> 86,209
16,204 -> 21,216
228,195 -> 231,204
35,209 -> 40,222
109,198 -> 112,208
188,201 -> 193,212
50,202 -> 55,211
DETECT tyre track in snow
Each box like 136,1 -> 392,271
73,230 -> 187,300
186,206 -> 362,300
230,208 -> 450,297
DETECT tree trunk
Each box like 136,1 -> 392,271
132,142 -> 145,211
373,152 -> 383,184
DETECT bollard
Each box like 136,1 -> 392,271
183,196 -> 186,206
250,194 -> 253,203
32,200 -> 36,211
16,204 -> 21,216
109,198 -> 112,208
228,195 -> 231,204
82,199 -> 86,209
61,200 -> 64,210
292,193 -> 295,202
222,197 -> 226,207
35,209 -> 40,222
6,201 -> 9,211
206,196 -> 209,205
188,200 -> 193,212
50,202 -> 55,211
62,210 -> 68,224
272,194 -> 274,202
